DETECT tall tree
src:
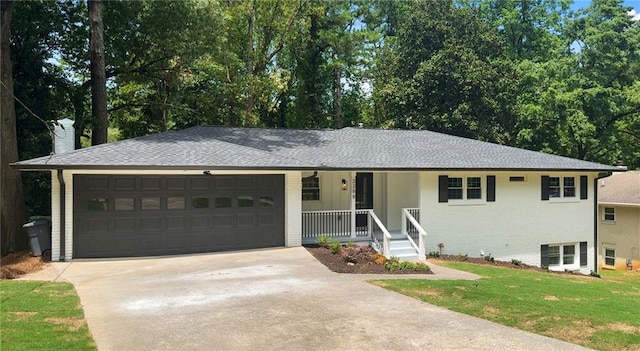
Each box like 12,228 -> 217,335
373,0 -> 520,144
1,0 -> 27,256
516,0 -> 640,167
89,0 -> 107,145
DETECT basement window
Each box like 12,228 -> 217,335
604,248 -> 616,267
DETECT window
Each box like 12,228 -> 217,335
448,177 -> 481,200
167,197 -> 185,210
191,197 -> 209,209
542,243 -> 583,268
302,176 -> 320,201
604,207 -> 615,221
215,197 -> 232,208
549,177 -> 561,198
467,177 -> 482,199
548,176 -> 575,198
604,248 -> 615,266
563,245 -> 575,265
548,246 -> 561,265
114,198 -> 134,211
238,196 -> 254,207
141,197 -> 160,210
88,198 -> 108,211
259,196 -> 274,207
509,176 -> 526,182
447,177 -> 463,200
563,177 -> 575,197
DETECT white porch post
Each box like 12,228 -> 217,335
351,171 -> 356,238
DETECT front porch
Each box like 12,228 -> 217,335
299,171 -> 426,261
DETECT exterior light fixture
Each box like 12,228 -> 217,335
341,179 -> 348,190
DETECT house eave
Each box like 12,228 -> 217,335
598,202 -> 640,208
11,163 -> 619,173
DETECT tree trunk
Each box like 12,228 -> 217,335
89,0 -> 108,145
1,0 -> 27,256
334,65 -> 343,128
245,0 -> 256,127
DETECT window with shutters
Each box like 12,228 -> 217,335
543,176 -> 582,201
549,176 -> 575,198
447,177 -> 482,201
542,242 -> 584,269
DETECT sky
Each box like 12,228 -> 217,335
571,0 -> 640,20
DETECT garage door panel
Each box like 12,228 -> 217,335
140,217 -> 163,231
83,218 -> 109,234
114,177 -> 135,191
259,214 -> 276,226
114,217 -> 136,233
74,174 -> 284,258
236,213 -> 257,227
166,216 -> 186,230
191,215 -> 210,229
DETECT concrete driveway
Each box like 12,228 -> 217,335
39,247 -> 590,351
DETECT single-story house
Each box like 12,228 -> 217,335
598,171 -> 640,270
13,122 -> 619,273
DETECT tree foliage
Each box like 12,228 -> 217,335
3,0 -> 640,255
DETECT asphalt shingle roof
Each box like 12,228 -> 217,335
14,126 -> 620,171
599,171 -> 640,205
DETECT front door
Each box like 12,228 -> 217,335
355,172 -> 373,227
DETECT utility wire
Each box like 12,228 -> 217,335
0,79 -> 59,136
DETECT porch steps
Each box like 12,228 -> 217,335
388,233 -> 420,261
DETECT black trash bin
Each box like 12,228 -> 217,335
23,218 -> 51,256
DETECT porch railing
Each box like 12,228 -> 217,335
404,208 -> 420,241
302,210 -> 352,239
401,208 -> 426,262
368,210 -> 391,258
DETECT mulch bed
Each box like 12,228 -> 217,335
434,254 -> 543,271
305,245 -> 433,274
0,251 -> 50,280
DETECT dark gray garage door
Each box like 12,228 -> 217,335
73,174 -> 284,258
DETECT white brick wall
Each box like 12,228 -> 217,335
420,171 -> 597,274
50,170 -> 61,261
285,171 -> 302,247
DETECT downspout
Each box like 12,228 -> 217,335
57,169 -> 66,261
593,172 -> 611,274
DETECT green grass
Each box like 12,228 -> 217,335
0,281 -> 96,351
371,263 -> 640,351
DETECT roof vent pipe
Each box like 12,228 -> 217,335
53,118 -> 75,154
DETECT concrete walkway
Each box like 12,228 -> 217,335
20,247 -> 591,351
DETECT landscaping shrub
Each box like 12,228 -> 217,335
428,251 -> 440,258
317,234 -> 334,248
329,241 -> 342,254
511,259 -> 522,266
383,257 -> 430,272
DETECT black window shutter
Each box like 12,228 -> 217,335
580,241 -> 587,266
541,244 -> 549,267
541,176 -> 550,201
580,175 -> 588,200
438,176 -> 448,203
487,175 -> 496,202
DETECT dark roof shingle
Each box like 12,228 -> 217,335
14,126 -> 620,171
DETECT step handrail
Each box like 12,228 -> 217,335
368,210 -> 391,257
401,208 -> 427,262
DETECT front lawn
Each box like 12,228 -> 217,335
371,262 -> 640,351
0,281 -> 96,351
